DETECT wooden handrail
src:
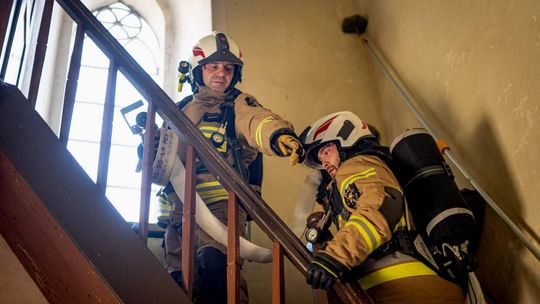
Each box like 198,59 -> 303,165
54,0 -> 370,302
2,0 -> 372,302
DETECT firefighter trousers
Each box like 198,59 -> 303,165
164,192 -> 249,303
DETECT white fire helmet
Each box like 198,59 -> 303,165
299,111 -> 374,169
188,32 -> 243,91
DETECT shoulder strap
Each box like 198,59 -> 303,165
217,88 -> 247,179
221,88 -> 242,140
247,152 -> 263,190
177,95 -> 193,110
220,88 -> 266,186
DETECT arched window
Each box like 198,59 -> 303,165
67,2 -> 162,223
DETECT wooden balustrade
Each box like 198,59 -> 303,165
97,60 -> 117,193
0,0 -> 20,80
28,0 -> 53,107
227,191 -> 241,304
59,23 -> 85,145
272,241 -> 285,304
0,0 -> 372,303
182,145 -> 197,299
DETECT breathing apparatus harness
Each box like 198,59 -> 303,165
306,141 -> 389,245
177,88 -> 264,202
307,137 -> 476,287
219,88 -> 248,180
300,112 -> 477,289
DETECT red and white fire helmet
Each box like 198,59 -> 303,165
188,32 -> 243,89
300,111 -> 373,169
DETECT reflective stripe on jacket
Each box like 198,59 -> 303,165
177,86 -> 294,205
322,155 -> 402,268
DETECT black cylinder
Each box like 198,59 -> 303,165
390,129 -> 476,248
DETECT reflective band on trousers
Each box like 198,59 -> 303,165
157,195 -> 171,219
196,181 -> 229,204
358,261 -> 437,290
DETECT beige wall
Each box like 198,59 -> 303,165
355,1 -> 540,303
0,235 -> 48,304
215,0 -> 540,303
212,0 -> 381,302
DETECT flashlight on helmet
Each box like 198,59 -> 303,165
177,61 -> 190,92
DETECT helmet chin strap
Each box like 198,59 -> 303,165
190,64 -> 242,93
339,151 -> 347,164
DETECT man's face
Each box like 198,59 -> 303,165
317,143 -> 340,178
202,61 -> 235,92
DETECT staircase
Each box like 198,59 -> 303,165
0,0 -> 370,303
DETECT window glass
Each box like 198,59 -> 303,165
70,102 -> 104,141
75,66 -> 108,103
107,145 -> 142,187
80,39 -> 109,68
67,140 -> 100,181
106,186 -> 158,223
68,2 -> 162,223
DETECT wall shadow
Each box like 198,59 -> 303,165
459,116 -> 539,303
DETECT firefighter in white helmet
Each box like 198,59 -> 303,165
299,111 -> 464,303
163,32 -> 304,303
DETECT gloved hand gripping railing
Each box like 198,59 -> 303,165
342,15 -> 540,263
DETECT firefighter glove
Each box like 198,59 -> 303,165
276,134 -> 305,165
306,252 -> 347,290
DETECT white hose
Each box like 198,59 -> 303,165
153,128 -> 272,263
465,272 -> 486,304
290,169 -> 322,238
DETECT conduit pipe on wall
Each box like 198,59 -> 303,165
342,15 -> 540,262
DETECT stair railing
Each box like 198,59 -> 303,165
0,1 -> 372,303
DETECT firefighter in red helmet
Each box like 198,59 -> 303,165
299,111 -> 464,303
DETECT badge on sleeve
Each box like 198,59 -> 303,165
245,96 -> 261,107
344,183 -> 361,209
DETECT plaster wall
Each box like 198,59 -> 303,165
355,1 -> 540,303
0,235 -> 48,304
214,0 -> 540,303
212,0 -> 381,302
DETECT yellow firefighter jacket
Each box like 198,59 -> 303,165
176,86 -> 294,204
320,154 -> 464,302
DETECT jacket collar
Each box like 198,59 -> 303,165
193,86 -> 227,106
